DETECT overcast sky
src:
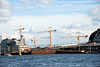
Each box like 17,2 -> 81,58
0,0 -> 100,47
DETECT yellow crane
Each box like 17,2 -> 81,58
31,36 -> 41,48
15,25 -> 24,40
39,27 -> 56,48
62,32 -> 88,44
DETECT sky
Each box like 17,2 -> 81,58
0,0 -> 100,47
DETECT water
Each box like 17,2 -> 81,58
0,54 -> 100,67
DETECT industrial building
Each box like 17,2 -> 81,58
0,34 -> 8,54
1,37 -> 29,53
79,28 -> 100,53
89,28 -> 100,43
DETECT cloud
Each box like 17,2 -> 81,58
66,22 -> 83,29
60,28 -> 93,37
0,0 -> 11,23
58,1 -> 100,4
10,32 -> 19,39
28,26 -> 35,33
21,0 -> 56,8
64,22 -> 90,30
9,31 -> 34,40
23,33 -> 34,40
21,0 -> 36,6
89,7 -> 100,23
39,0 -> 56,5
0,33 -> 8,39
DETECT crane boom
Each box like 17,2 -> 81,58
62,32 -> 88,44
42,37 -> 50,38
39,30 -> 56,33
63,35 -> 88,38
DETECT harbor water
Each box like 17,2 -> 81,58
0,54 -> 100,67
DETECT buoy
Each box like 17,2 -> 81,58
19,52 -> 22,56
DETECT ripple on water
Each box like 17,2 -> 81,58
0,54 -> 100,67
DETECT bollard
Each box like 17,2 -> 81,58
19,52 -> 22,56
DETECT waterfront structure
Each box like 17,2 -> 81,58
79,28 -> 100,53
89,28 -> 100,43
58,28 -> 100,53
58,44 -> 78,50
0,26 -> 29,53
1,38 -> 28,53
0,33 -> 8,54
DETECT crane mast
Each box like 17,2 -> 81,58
39,27 -> 56,48
31,36 -> 41,48
15,25 -> 24,40
78,32 -> 80,44
34,36 -> 36,48
49,27 -> 52,48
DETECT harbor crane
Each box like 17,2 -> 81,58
15,25 -> 24,40
62,32 -> 88,44
31,36 -> 41,48
39,27 -> 56,48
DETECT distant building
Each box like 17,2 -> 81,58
0,34 -> 7,53
0,33 -> 8,43
1,37 -> 29,53
0,35 -> 2,43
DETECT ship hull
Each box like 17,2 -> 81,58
56,50 -> 86,54
31,51 -> 56,54
1,52 -> 31,55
